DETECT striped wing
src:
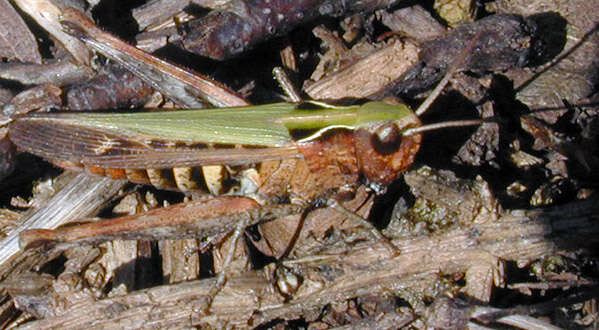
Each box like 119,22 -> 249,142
9,104 -> 306,169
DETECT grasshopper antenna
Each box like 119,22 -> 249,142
414,33 -> 482,117
402,33 -> 489,136
403,119 -> 486,136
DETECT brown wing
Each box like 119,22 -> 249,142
9,116 -> 301,169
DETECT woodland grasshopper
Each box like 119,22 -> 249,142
10,100 -> 424,247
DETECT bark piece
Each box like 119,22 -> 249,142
66,64 -> 153,110
379,5 -> 446,41
3,84 -> 62,117
133,0 -> 191,31
0,61 -> 91,86
61,7 -> 248,108
386,14 -> 543,96
304,39 -> 420,100
180,0 -> 401,60
0,0 -> 42,64
159,239 -> 201,283
11,0 -> 90,64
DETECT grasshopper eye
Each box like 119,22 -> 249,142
375,122 -> 399,144
372,122 -> 402,155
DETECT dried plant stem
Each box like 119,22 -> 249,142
0,173 -> 124,269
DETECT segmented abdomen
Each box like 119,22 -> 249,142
52,159 -> 229,194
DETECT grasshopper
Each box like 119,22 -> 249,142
8,98 -> 440,309
8,101 -> 422,196
10,100 -> 425,247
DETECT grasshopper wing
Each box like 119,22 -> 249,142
9,104 -> 304,169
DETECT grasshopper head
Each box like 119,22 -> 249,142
354,104 -> 422,184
